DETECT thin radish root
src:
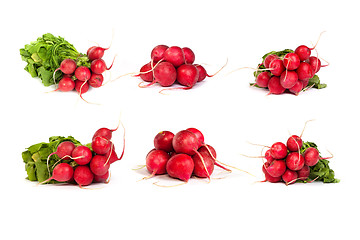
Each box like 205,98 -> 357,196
153,181 -> 187,188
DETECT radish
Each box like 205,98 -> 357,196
151,45 -> 168,62
262,163 -> 281,183
41,163 -> 74,184
263,54 -> 280,68
90,58 -> 115,75
105,144 -> 119,164
71,145 -> 93,165
285,152 -> 305,171
53,59 -> 77,78
198,144 -> 217,159
93,171 -> 110,183
74,80 -> 89,94
282,169 -> 298,185
75,66 -> 91,81
255,71 -> 271,88
154,131 -> 175,153
289,81 -> 303,95
172,130 -> 200,155
286,135 -> 303,152
92,136 -> 111,155
267,76 -> 285,95
139,62 -> 154,82
163,46 -> 185,67
195,65 -> 207,82
74,165 -> 94,187
283,52 -> 300,70
303,147 -> 321,166
297,165 -> 310,180
176,64 -> 199,89
186,128 -> 204,148
92,126 -> 118,141
88,46 -> 109,61
296,62 -> 314,81
87,46 -> 97,56
264,149 -> 274,163
294,45 -> 311,61
279,70 -> 298,89
90,155 -> 110,176
48,141 -> 76,161
182,47 -> 195,64
145,149 -> 170,179
264,160 -> 286,178
306,56 -> 322,73
153,62 -> 177,87
192,151 -> 214,178
269,59 -> 285,76
166,154 -> 194,182
88,73 -> 104,88
270,142 -> 288,159
56,77 -> 75,92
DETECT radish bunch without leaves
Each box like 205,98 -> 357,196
22,124 -> 125,188
142,128 -> 234,183
136,45 -> 226,91
251,38 -> 328,95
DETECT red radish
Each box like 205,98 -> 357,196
306,56 -> 322,73
88,46 -> 108,61
74,80 -> 89,94
154,131 -> 175,153
256,72 -> 271,88
282,169 -> 298,185
192,151 -> 214,178
75,66 -> 91,81
296,62 -> 314,81
105,144 -> 119,164
88,73 -> 104,88
268,76 -> 285,94
186,128 -> 204,148
151,45 -> 168,62
87,46 -> 97,56
176,64 -> 199,89
280,70 -> 298,89
71,145 -> 93,165
295,45 -> 311,61
139,62 -> 154,82
91,58 -> 114,75
262,163 -> 281,183
145,149 -> 170,179
55,59 -> 77,75
269,59 -> 285,76
153,62 -> 177,87
270,142 -> 288,159
92,136 -> 111,155
263,54 -> 280,68
93,171 -> 110,183
166,154 -> 194,182
303,147 -> 320,166
283,52 -> 300,70
182,47 -> 195,64
57,77 -> 75,92
265,160 -> 286,177
41,163 -> 74,183
286,152 -> 305,171
172,130 -> 200,155
289,81 -> 303,95
286,135 -> 303,152
195,64 -> 207,82
163,46 -> 185,67
90,155 -> 110,176
297,165 -> 310,180
198,145 -> 216,159
93,126 -> 118,141
48,141 -> 76,160
74,165 -> 94,187
264,150 -> 274,163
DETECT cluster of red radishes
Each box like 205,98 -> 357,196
44,126 -> 124,187
54,46 -> 114,99
138,45 -> 215,90
262,134 -> 325,185
144,128 -> 230,182
255,44 -> 326,95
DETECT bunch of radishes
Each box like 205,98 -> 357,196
53,46 -> 114,100
144,128 -> 230,182
137,45 -> 219,90
254,44 -> 327,95
43,126 -> 124,187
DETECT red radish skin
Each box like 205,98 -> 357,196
283,53 -> 300,70
88,74 -> 104,88
263,54 -> 280,68
145,149 -> 170,178
49,141 -> 76,160
282,169 -> 298,185
75,66 -> 91,81
280,70 -> 298,89
303,147 -> 320,166
88,46 -> 107,61
57,77 -> 75,92
90,155 -> 110,176
163,46 -> 185,67
268,76 -> 285,95
59,59 -> 77,74
186,128 -> 204,148
269,59 -> 285,76
195,65 -> 207,82
262,163 -> 282,183
192,151 -> 214,178
264,160 -> 286,178
151,45 -> 168,62
264,150 -> 274,163
91,58 -> 113,75
139,62 -> 154,82
93,171 -> 110,183
93,127 -> 118,141
87,46 -> 97,56
286,152 -> 305,171
166,154 -> 194,182
154,131 -> 175,153
270,142 -> 288,159
153,62 -> 177,87
105,144 -> 119,164
256,72 -> 271,88
198,145 -> 217,159
74,165 -> 94,187
297,62 -> 314,81
182,47 -> 195,64
172,130 -> 200,155
286,135 -> 303,152
300,79 -> 309,89
306,56 -> 322,73
41,163 -> 74,183
176,64 -> 199,88
71,146 -> 93,165
92,136 -> 111,155
295,45 -> 311,61
297,165 -> 310,180
75,80 -> 89,94
289,81 -> 304,95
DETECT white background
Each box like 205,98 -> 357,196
1,0 -> 359,239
